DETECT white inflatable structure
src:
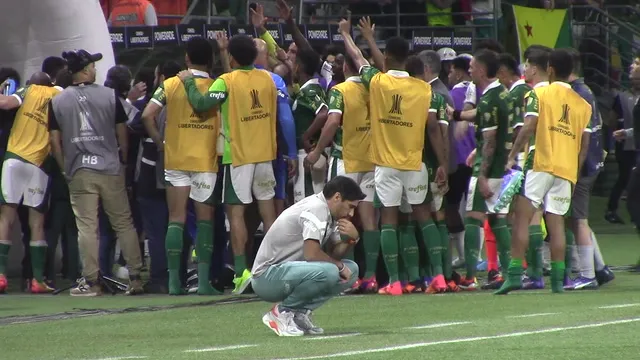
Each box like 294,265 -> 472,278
1,0 -> 116,276
0,0 -> 116,85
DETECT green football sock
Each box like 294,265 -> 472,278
494,258 -> 524,295
437,221 -> 452,278
400,224 -> 420,282
166,222 -> 185,295
463,218 -> 483,279
565,228 -> 575,279
551,261 -> 565,293
526,225 -> 544,279
380,225 -> 399,283
234,255 -> 247,276
420,220 -> 443,276
195,220 -> 220,295
363,230 -> 380,278
490,217 -> 511,272
0,241 -> 11,274
30,241 -> 47,282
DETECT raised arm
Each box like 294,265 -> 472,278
338,16 -> 369,75
357,17 -> 384,72
276,0 -> 314,54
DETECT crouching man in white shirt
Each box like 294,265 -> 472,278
252,176 -> 364,336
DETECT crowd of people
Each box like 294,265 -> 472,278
0,0 -> 638,336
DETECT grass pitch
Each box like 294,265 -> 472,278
1,196 -> 639,360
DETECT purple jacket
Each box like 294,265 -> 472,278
450,81 -> 476,165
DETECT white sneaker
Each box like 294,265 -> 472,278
262,305 -> 304,337
70,278 -> 101,297
293,310 -> 324,335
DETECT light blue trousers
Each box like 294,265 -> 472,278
252,260 -> 359,311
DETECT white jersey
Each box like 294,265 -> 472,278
252,193 -> 341,277
464,82 -> 476,106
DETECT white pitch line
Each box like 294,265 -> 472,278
273,317 -> 640,360
407,321 -> 472,330
598,303 -> 640,309
506,313 -> 560,319
184,344 -> 258,353
304,333 -> 363,341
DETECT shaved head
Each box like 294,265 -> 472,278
254,38 -> 268,55
253,38 -> 269,68
29,71 -> 52,86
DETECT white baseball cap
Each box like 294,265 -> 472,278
437,47 -> 457,61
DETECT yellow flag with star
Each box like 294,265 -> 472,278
512,5 -> 572,62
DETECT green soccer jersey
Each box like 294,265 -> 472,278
522,89 -> 540,171
292,79 -> 327,150
509,80 -> 532,129
473,81 -> 511,179
327,87 -> 344,159
423,92 -> 448,171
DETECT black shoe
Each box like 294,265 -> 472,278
481,270 -> 504,290
604,211 -> 625,224
595,266 -> 615,285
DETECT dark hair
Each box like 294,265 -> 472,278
228,35 -> 258,67
105,65 -> 132,97
417,50 -> 441,75
323,176 -> 366,201
323,44 -> 344,62
474,39 -> 505,54
406,55 -> 425,77
548,49 -> 573,80
158,60 -> 182,78
498,53 -> 520,76
186,36 -> 213,67
343,52 -> 358,74
41,57 -> 67,79
135,68 -> 155,98
523,45 -> 551,61
564,48 -> 581,75
385,36 -> 410,64
55,69 -> 73,88
526,49 -> 549,71
0,68 -> 21,87
296,46 -> 321,77
451,56 -> 470,73
473,49 -> 500,78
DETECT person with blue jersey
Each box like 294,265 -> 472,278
564,49 -> 615,290
254,38 -> 297,215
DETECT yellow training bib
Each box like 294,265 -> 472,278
368,71 -> 431,171
533,82 -> 592,184
8,85 -> 60,166
164,77 -> 219,172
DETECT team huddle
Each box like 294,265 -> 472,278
0,0 -> 618,337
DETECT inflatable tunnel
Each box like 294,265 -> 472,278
0,0 -> 116,276
0,0 -> 116,85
